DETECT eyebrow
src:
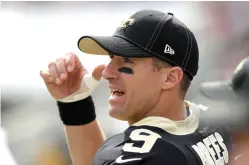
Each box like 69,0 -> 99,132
108,53 -> 135,62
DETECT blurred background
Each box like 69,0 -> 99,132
0,1 -> 249,165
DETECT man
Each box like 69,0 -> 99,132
200,56 -> 249,130
200,57 -> 249,165
40,9 -> 232,165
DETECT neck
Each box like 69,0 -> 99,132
128,92 -> 187,125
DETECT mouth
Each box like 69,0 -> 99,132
109,87 -> 126,111
111,90 -> 125,97
108,85 -> 126,106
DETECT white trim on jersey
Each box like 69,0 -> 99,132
132,101 -> 203,135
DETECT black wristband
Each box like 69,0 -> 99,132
57,96 -> 96,126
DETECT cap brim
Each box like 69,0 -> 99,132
200,80 -> 244,101
77,36 -> 151,57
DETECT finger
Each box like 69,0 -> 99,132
92,64 -> 106,81
65,52 -> 76,72
56,57 -> 67,82
40,69 -> 53,83
48,62 -> 60,85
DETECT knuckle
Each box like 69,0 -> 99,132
48,62 -> 55,68
67,52 -> 76,60
56,57 -> 63,63
65,53 -> 71,58
67,52 -> 75,56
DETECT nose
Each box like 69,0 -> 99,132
102,60 -> 119,80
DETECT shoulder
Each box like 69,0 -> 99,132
141,140 -> 189,165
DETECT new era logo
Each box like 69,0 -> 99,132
164,44 -> 175,55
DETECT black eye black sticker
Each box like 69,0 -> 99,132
118,67 -> 134,75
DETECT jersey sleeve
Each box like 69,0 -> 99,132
140,144 -> 188,165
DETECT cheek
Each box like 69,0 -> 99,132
125,74 -> 161,104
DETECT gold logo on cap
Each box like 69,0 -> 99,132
119,16 -> 135,29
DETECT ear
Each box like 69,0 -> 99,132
160,67 -> 183,90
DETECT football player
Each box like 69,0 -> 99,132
40,9 -> 238,165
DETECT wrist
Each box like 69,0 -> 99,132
57,96 -> 96,126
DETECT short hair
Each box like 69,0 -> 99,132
152,57 -> 191,98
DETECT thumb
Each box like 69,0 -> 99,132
92,64 -> 106,81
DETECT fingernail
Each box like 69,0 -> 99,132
55,78 -> 61,84
67,66 -> 72,72
60,73 -> 66,79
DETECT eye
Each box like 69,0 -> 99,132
124,57 -> 133,64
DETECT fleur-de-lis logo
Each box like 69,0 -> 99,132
119,18 -> 135,29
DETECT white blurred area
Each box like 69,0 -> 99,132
1,1 -> 249,165
0,128 -> 17,165
0,1 -> 206,88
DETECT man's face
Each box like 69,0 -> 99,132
102,55 -> 163,122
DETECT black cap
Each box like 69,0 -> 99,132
200,57 -> 249,101
78,9 -> 199,80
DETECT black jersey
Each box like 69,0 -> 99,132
93,102 -> 232,165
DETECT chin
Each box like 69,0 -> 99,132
108,107 -> 129,121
